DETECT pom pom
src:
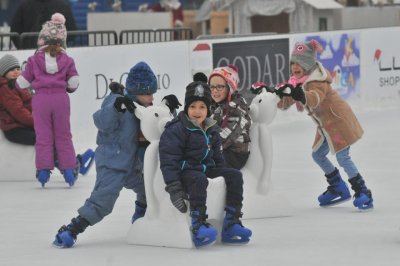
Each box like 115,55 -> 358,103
193,72 -> 208,83
51,13 -> 66,25
310,39 -> 323,54
227,64 -> 238,73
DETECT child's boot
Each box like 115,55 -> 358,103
36,169 -> 51,187
221,206 -> 252,244
53,216 -> 90,248
131,201 -> 147,223
190,207 -> 218,247
318,168 -> 351,206
348,173 -> 373,210
63,169 -> 77,187
77,149 -> 95,175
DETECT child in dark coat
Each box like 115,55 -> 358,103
159,81 -> 252,247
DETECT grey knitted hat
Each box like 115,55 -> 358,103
0,54 -> 20,77
290,40 -> 323,75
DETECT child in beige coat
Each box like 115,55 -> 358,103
276,40 -> 373,210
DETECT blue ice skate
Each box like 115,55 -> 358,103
53,216 -> 89,248
221,206 -> 252,244
77,149 -> 95,175
53,225 -> 76,248
318,168 -> 351,207
349,174 -> 373,210
63,169 -> 77,187
190,208 -> 218,248
36,170 -> 51,187
131,201 -> 147,223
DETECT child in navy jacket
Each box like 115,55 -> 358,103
159,81 -> 252,247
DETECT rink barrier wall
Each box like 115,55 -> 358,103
1,26 -> 399,181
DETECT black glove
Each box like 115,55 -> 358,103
290,84 -> 306,104
162,94 -> 182,113
250,82 -> 275,94
114,96 -> 136,113
7,79 -> 16,89
165,181 -> 188,213
275,83 -> 294,99
109,82 -> 125,95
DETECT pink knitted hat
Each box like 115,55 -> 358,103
37,13 -> 67,48
208,64 -> 240,92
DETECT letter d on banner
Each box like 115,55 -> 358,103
95,74 -> 108,99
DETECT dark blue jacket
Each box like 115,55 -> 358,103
159,111 -> 225,185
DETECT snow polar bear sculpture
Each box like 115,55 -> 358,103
127,101 -> 226,248
127,91 -> 292,248
0,133 -> 35,181
241,90 -> 292,219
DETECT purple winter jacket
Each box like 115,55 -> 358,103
17,47 -> 79,92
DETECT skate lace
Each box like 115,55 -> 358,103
324,185 -> 338,195
191,213 -> 212,233
353,189 -> 372,199
58,225 -> 78,239
225,210 -> 244,229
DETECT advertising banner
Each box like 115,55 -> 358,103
292,32 -> 361,100
212,38 -> 290,101
361,27 -> 400,100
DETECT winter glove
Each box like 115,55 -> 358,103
162,94 -> 182,114
250,82 -> 275,94
7,79 -> 16,89
165,180 -> 188,213
275,83 -> 294,99
109,82 -> 125,95
114,96 -> 136,113
290,84 -> 306,104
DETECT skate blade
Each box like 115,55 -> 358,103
319,196 -> 351,207
222,239 -> 250,245
193,238 -> 217,248
356,203 -> 374,212
52,240 -> 69,249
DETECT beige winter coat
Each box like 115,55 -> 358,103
277,62 -> 363,154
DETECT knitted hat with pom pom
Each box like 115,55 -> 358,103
37,13 -> 67,48
290,39 -> 323,75
184,81 -> 212,117
125,61 -> 158,96
208,64 -> 239,92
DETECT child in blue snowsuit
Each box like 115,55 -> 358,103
159,81 -> 252,247
52,62 -> 163,248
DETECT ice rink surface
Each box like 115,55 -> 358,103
1,105 -> 399,266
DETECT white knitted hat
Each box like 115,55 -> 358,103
37,13 -> 67,48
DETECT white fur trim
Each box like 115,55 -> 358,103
16,75 -> 31,89
303,62 -> 328,88
67,75 -> 79,89
45,53 -> 58,74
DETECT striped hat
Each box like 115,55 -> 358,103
0,54 -> 20,77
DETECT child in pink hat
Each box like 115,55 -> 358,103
16,13 -> 81,187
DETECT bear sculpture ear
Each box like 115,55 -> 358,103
134,104 -> 145,120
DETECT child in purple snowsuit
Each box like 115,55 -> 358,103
16,13 -> 80,187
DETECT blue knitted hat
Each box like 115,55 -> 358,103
125,61 -> 158,96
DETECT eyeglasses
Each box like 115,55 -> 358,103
210,84 -> 226,91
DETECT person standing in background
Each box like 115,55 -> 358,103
10,0 -> 77,49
